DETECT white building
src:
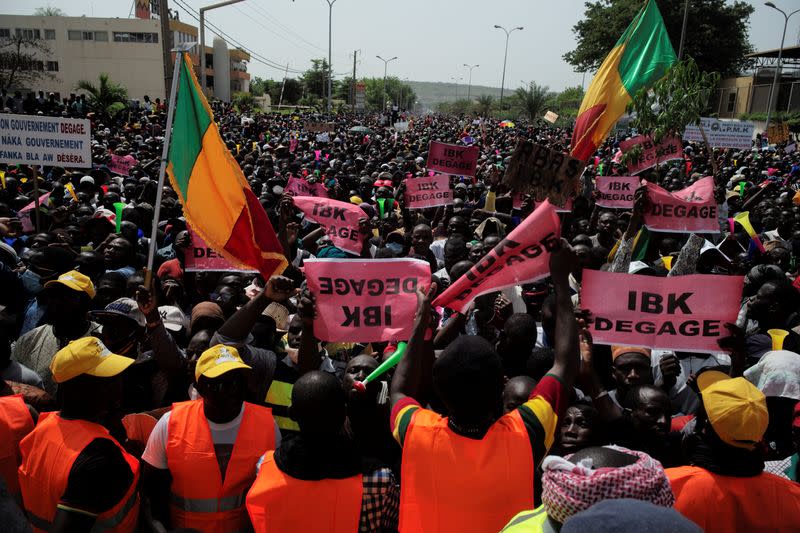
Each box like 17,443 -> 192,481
0,14 -> 166,99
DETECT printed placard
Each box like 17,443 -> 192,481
595,176 -> 640,208
0,113 -> 91,167
108,154 -> 138,177
304,258 -> 431,342
285,176 -> 328,198
404,174 -> 452,209
293,196 -> 364,255
582,270 -> 744,352
619,135 -> 683,174
184,228 -> 257,272
503,140 -> 585,205
644,176 -> 718,233
426,141 -> 479,177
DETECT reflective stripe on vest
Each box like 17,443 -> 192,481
166,400 -> 276,533
170,489 -> 248,513
500,507 -> 548,532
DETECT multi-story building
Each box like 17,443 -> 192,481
0,13 -> 251,102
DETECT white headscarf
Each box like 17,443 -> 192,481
744,350 -> 800,400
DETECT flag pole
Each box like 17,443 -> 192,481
145,47 -> 187,287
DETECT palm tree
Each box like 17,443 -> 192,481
475,94 -> 494,117
75,73 -> 129,118
34,6 -> 66,16
514,82 -> 550,121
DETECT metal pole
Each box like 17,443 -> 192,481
326,0 -> 336,114
351,50 -> 357,107
158,0 -> 172,96
383,62 -> 388,110
464,64 -> 478,100
199,0 -> 246,98
146,51 -> 183,286
278,63 -> 288,108
32,165 -> 40,233
764,5 -> 799,135
494,26 -> 523,107
678,0 -> 689,60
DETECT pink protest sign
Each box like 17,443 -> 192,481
433,201 -> 561,313
293,196 -> 364,255
404,174 -> 452,209
619,135 -> 683,174
184,228 -> 257,272
19,191 -> 52,232
426,141 -> 479,177
595,176 -> 640,208
304,258 -> 431,342
108,154 -> 138,177
644,176 -> 718,234
285,176 -> 328,198
582,270 -> 744,352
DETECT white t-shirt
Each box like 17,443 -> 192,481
142,404 -> 281,473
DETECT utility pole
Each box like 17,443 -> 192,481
325,0 -> 337,113
200,0 -> 245,98
351,49 -> 357,107
376,55 -> 397,112
764,2 -> 800,135
678,0 -> 689,60
493,25 -> 523,106
278,63 -> 289,109
157,0 -> 172,97
463,63 -> 479,100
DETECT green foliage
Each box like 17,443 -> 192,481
0,33 -> 54,90
301,59 -> 330,99
475,95 -> 494,117
514,82 -> 551,121
564,0 -> 754,76
75,73 -> 129,118
434,99 -> 474,115
626,58 -> 720,141
738,111 -> 800,127
551,85 -> 584,119
232,91 -> 255,111
362,77 -> 416,111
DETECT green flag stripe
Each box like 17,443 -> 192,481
169,57 -> 213,199
618,0 -> 677,97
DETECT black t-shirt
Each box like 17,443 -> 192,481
607,413 -> 685,468
59,438 -> 134,516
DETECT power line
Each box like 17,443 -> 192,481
171,0 -> 305,74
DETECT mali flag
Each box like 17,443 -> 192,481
167,53 -> 286,277
571,0 -> 676,161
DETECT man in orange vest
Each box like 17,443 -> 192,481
667,370 -> 800,530
247,370 -> 399,532
0,390 -> 35,501
141,344 -> 278,533
390,243 -> 579,532
17,336 -> 140,533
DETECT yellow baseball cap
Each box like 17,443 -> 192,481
50,337 -> 134,383
697,370 -> 768,450
43,270 -> 96,299
195,344 -> 252,381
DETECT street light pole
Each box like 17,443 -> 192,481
376,55 -> 397,112
678,0 -> 689,60
493,25 -> 523,106
463,63 -> 479,100
764,2 -> 800,135
200,0 -> 246,98
324,0 -> 337,113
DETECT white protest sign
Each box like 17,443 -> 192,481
0,113 -> 91,167
683,118 -> 754,151
543,111 -> 559,124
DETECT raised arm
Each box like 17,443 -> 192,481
216,276 -> 294,341
547,241 -> 579,389
390,283 -> 437,408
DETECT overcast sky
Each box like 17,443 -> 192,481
1,0 -> 797,90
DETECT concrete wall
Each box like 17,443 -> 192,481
0,15 -> 165,100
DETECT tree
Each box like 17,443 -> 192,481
271,78 -> 302,106
232,91 -> 255,111
625,58 -> 720,173
514,82 -> 550,121
301,58 -> 330,99
564,0 -> 753,76
0,33 -> 54,90
75,73 -> 128,118
361,77 -> 416,111
34,6 -> 66,16
475,95 -> 494,117
249,76 -> 274,97
552,86 -> 584,118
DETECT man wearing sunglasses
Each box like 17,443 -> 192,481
141,344 -> 279,533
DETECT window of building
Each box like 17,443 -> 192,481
46,61 -> 59,72
68,30 -> 82,40
44,29 -> 56,40
0,29 -> 9,38
82,31 -> 94,40
94,31 -> 108,41
726,92 -> 736,113
15,28 -> 41,40
113,32 -> 159,43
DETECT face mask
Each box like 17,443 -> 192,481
20,269 -> 42,294
386,242 -> 403,255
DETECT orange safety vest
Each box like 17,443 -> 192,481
0,394 -> 34,498
17,413 -> 140,533
165,400 -> 276,533
667,465 -> 800,532
399,408 -> 535,533
246,449 -> 362,533
121,412 -> 158,445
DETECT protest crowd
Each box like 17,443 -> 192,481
3,46 -> 800,533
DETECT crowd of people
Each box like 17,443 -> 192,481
0,88 -> 799,533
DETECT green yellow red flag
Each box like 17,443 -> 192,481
571,0 -> 676,161
167,53 -> 286,277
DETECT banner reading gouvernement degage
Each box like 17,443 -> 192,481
0,113 -> 91,167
